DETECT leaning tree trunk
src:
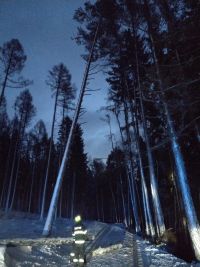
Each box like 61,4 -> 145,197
133,106 -> 155,238
132,25 -> 165,236
138,85 -> 165,237
125,76 -> 155,238
142,183 -> 150,236
42,23 -> 100,236
125,0 -> 165,237
40,83 -> 59,220
160,86 -> 200,259
195,123 -> 200,143
124,103 -> 141,232
144,0 -> 200,257
113,106 -> 140,232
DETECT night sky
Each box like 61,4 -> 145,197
0,0 -> 118,160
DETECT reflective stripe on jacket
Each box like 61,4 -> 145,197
72,222 -> 87,245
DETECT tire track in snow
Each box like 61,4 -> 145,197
86,224 -> 111,261
134,236 -> 144,267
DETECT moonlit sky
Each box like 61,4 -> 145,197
0,0 -> 119,160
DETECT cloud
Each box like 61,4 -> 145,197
80,110 -> 119,159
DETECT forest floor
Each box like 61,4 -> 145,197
0,211 -> 197,266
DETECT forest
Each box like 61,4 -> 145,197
0,0 -> 200,263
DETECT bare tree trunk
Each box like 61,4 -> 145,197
105,113 -> 119,222
195,123 -> 200,143
142,183 -> 150,236
96,190 -> 100,221
161,94 -> 200,259
123,100 -> 141,233
9,155 -> 21,212
0,177 -> 6,208
119,174 -> 128,227
8,120 -> 27,212
38,174 -> 43,214
101,189 -> 104,222
58,128 -> 66,219
5,134 -> 19,213
138,86 -> 165,236
28,161 -> 36,213
109,181 -> 118,222
124,73 -> 155,238
42,23 -> 99,236
144,0 -> 200,256
135,122 -> 155,238
0,128 -> 14,208
107,114 -> 114,150
40,84 -> 59,220
132,23 -> 165,236
131,100 -> 155,238
114,107 -> 140,232
70,172 -> 76,220
128,184 -> 132,227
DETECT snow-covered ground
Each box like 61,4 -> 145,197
136,237 -> 191,267
0,212 -> 198,266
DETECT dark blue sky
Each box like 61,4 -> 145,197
0,0 -> 118,159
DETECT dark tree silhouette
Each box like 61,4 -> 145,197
0,39 -> 31,106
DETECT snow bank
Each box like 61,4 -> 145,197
92,243 -> 123,256
0,246 -> 5,266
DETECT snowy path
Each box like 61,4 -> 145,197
87,228 -> 134,266
86,224 -> 110,255
0,214 -> 195,266
1,220 -> 136,266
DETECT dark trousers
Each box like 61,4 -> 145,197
71,243 -> 86,266
75,243 -> 85,259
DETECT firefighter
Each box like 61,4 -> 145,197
70,215 -> 87,266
